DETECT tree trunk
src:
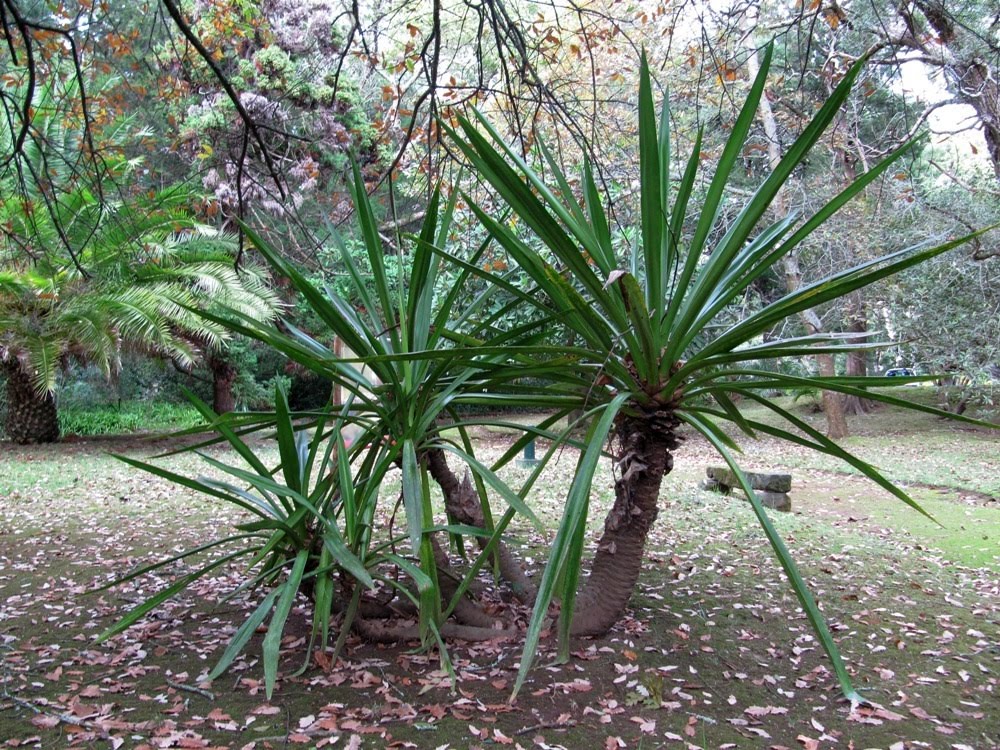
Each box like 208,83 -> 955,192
964,61 -> 1000,182
782,253 -> 849,438
842,309 -> 876,416
2,362 -> 60,444
909,0 -> 1000,181
425,447 -> 538,604
208,353 -> 237,414
745,38 -> 849,439
816,353 -> 849,439
570,408 -> 680,636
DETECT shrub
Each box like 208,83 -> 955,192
58,402 -> 204,437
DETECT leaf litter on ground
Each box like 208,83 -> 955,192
0,421 -> 998,749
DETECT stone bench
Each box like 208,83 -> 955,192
701,466 -> 792,511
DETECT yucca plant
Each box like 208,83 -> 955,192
101,386 -> 374,699
216,164 -> 592,633
448,46 -> 995,699
100,163 -> 573,694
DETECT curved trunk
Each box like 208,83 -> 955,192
353,616 -> 517,643
2,362 -> 60,444
425,447 -> 538,604
570,409 -> 679,636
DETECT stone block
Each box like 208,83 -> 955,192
744,490 -> 791,511
706,466 -> 791,493
703,467 -> 793,512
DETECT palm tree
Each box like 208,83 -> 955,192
450,47 -> 994,698
1,77 -> 280,443
0,200 -> 280,442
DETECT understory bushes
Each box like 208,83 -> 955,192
58,402 -> 204,437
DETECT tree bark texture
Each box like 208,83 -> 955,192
352,616 -> 517,643
782,253 -> 849,438
817,353 -> 850,438
843,307 -> 876,416
208,353 -> 237,414
907,0 -> 1000,181
425,447 -> 538,604
960,58 -> 1000,182
2,362 -> 60,444
569,407 -> 680,636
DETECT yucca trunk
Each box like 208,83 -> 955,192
2,362 -> 60,444
570,408 -> 680,636
425,447 -> 538,604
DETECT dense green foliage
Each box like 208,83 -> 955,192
58,401 -> 204,436
0,76 -> 282,442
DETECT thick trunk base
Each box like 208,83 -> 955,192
209,354 -> 237,414
426,447 -> 538,604
2,363 -> 60,444
842,395 -> 876,416
570,407 -> 680,636
316,448 -> 532,649
352,616 -> 517,643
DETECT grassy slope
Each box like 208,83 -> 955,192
721,390 -> 999,569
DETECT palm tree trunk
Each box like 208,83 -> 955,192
208,353 -> 237,414
570,410 -> 679,636
2,362 -> 60,444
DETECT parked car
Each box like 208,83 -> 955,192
884,367 -> 916,377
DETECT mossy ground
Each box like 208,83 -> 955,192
1,397 -> 997,749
